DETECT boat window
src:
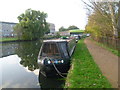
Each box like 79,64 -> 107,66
41,43 -> 60,57
58,42 -> 69,58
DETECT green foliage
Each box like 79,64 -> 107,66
68,25 -> 79,30
65,39 -> 111,88
59,25 -> 79,32
86,11 -> 113,39
85,2 -> 119,39
59,26 -> 67,32
43,32 -> 61,39
55,32 -> 61,38
14,9 -> 49,40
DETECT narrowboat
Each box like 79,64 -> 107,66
37,38 -> 76,77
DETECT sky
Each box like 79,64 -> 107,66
0,0 -> 88,31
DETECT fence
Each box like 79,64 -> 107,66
92,36 -> 120,50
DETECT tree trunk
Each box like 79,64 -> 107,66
108,2 -> 118,38
117,1 -> 120,38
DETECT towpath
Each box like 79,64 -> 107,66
84,37 -> 118,88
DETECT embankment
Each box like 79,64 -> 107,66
65,39 -> 111,88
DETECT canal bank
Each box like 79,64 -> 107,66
0,37 -> 18,43
65,39 -> 111,88
0,37 -> 40,43
0,36 -> 59,43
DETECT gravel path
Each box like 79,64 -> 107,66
84,37 -> 118,88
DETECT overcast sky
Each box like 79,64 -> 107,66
0,0 -> 88,31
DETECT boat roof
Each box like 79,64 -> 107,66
43,39 -> 73,43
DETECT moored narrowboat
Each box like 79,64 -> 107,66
37,38 -> 76,77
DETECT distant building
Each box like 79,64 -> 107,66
59,31 -> 70,36
0,21 -> 17,37
48,23 -> 55,34
0,21 -> 55,37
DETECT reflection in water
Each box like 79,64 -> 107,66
16,40 -> 42,71
38,71 -> 65,88
1,41 -> 66,88
2,40 -> 42,71
1,55 -> 40,88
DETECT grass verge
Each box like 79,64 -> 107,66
91,39 -> 119,57
0,37 -> 18,42
65,39 -> 111,88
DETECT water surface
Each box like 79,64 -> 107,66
0,41 -> 65,88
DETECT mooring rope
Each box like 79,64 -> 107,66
51,60 -> 67,78
49,58 -> 67,78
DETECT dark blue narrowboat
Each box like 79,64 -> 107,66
37,38 -> 76,77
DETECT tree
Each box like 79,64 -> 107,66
55,32 -> 61,38
108,2 -> 119,37
117,1 -> 120,38
86,10 -> 113,38
59,25 -> 79,32
13,24 -> 23,40
14,9 -> 49,40
59,26 -> 67,32
83,0 -> 119,38
67,25 -> 79,30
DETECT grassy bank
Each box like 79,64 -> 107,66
91,39 -> 119,57
65,39 -> 111,88
0,37 -> 38,42
0,37 -> 18,42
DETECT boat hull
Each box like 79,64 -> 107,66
38,63 -> 70,76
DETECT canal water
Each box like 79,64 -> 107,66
0,41 -> 65,89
